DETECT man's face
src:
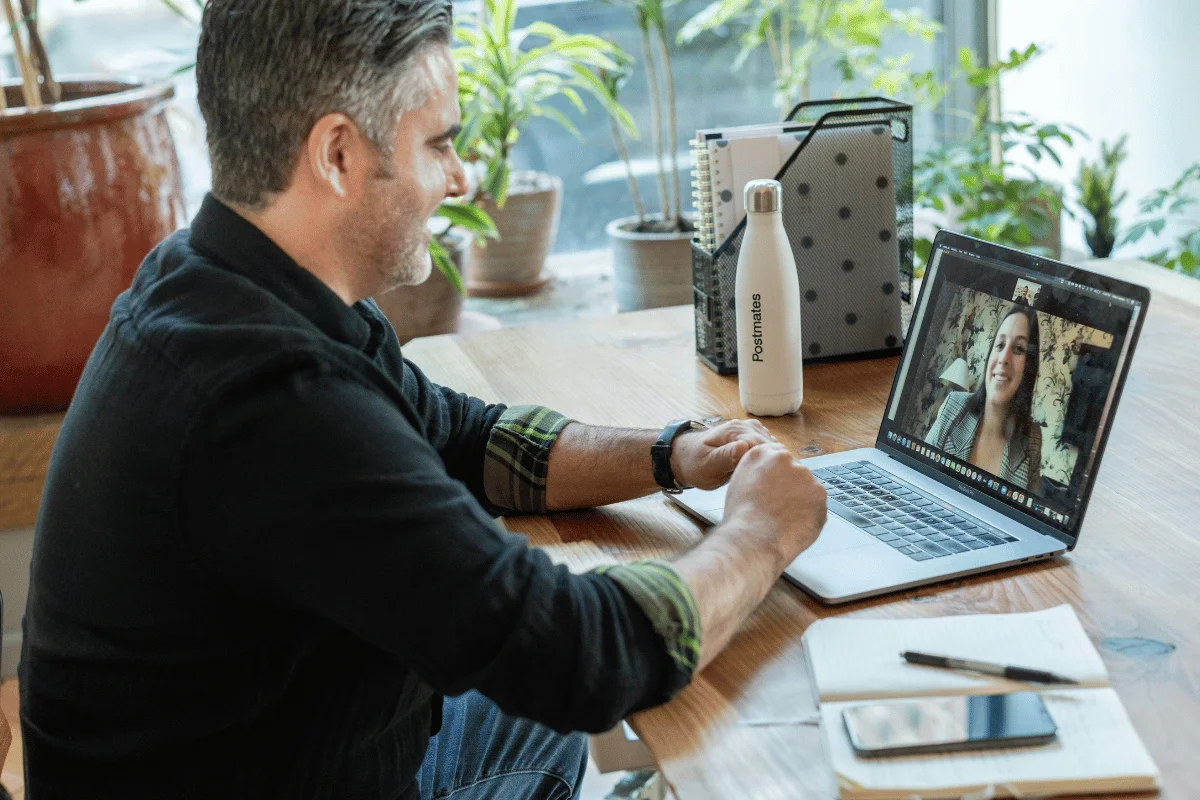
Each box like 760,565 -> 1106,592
354,45 -> 466,293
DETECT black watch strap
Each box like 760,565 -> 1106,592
652,419 -> 706,494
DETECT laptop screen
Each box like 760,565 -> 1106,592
878,235 -> 1147,539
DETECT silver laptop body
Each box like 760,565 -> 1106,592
669,231 -> 1150,604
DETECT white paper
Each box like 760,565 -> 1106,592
804,605 -> 1110,702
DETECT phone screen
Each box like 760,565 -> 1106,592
842,692 -> 1058,757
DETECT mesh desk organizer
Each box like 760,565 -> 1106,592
691,97 -> 914,374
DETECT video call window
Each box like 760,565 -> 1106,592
886,247 -> 1140,529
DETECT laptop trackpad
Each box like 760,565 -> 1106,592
795,513 -> 872,560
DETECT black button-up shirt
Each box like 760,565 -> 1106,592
19,196 -> 695,799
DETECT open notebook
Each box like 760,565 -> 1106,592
804,606 -> 1159,799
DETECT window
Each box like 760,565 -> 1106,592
17,0 -> 979,254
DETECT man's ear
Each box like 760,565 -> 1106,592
305,113 -> 364,199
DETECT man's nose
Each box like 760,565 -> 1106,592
446,151 -> 468,199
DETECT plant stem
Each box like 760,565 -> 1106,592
640,25 -> 671,222
764,16 -> 787,117
2,0 -> 41,109
780,5 -> 791,80
654,22 -> 682,227
20,0 -> 60,104
610,114 -> 645,225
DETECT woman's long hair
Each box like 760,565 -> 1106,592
958,303 -> 1041,444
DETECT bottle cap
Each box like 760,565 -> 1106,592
744,179 -> 782,214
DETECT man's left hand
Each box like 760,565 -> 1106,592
670,419 -> 776,490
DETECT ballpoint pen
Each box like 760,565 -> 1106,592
901,650 -> 1080,685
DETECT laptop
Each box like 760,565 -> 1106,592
669,231 -> 1150,603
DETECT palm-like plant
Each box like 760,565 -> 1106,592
603,0 -> 685,230
454,0 -> 636,208
1122,163 -> 1200,276
914,45 -> 1082,262
1075,135 -> 1128,259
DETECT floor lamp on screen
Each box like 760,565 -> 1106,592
937,357 -> 971,417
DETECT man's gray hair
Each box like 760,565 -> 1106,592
197,0 -> 453,209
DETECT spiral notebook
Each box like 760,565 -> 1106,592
804,606 -> 1160,800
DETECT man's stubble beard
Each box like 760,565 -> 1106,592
358,177 -> 433,297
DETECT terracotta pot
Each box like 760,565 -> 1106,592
607,215 -> 697,312
467,171 -> 561,297
373,230 -> 468,344
0,78 -> 186,412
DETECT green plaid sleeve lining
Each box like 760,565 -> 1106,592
483,405 -> 572,513
596,560 -> 701,676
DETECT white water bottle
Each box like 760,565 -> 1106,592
735,179 -> 803,416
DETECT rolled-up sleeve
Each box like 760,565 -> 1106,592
597,560 -> 700,688
483,404 -> 572,513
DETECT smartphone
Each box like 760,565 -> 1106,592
842,692 -> 1058,757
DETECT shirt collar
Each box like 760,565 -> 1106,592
189,193 -> 384,353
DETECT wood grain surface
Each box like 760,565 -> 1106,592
405,298 -> 1198,800
0,412 -> 62,531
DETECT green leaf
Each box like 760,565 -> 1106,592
914,237 -> 933,265
677,0 -> 754,43
435,203 -> 499,240
428,238 -> 467,294
532,104 -> 584,138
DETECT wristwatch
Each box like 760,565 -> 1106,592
652,419 -> 708,494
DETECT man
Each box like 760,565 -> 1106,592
19,1 -> 827,798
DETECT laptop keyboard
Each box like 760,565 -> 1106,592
811,461 -> 1018,562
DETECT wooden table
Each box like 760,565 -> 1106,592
405,294 -> 1200,800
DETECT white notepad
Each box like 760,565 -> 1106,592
804,606 -> 1160,799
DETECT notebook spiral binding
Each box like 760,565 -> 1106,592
691,138 -> 716,252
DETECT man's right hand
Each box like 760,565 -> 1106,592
721,442 -> 828,573
671,441 -> 829,671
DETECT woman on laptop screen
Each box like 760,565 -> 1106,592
925,304 -> 1043,492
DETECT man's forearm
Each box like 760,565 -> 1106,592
669,520 -> 784,671
545,423 -> 660,510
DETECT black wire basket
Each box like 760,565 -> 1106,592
692,97 -> 915,374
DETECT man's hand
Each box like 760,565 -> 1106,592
670,442 -> 827,669
670,419 -> 776,490
721,442 -> 827,571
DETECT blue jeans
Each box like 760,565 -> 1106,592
416,691 -> 590,800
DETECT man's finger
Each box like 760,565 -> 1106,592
703,421 -> 748,445
730,431 -> 773,449
716,439 -> 752,468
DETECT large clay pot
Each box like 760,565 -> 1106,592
0,78 -> 186,412
607,215 -> 697,312
374,230 -> 469,344
467,171 -> 561,297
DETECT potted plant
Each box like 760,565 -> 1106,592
914,44 -> 1081,266
373,200 -> 498,343
1075,135 -> 1128,259
677,0 -> 943,115
1,0 -> 186,412
454,0 -> 634,297
1121,163 -> 1200,277
600,0 -> 701,312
